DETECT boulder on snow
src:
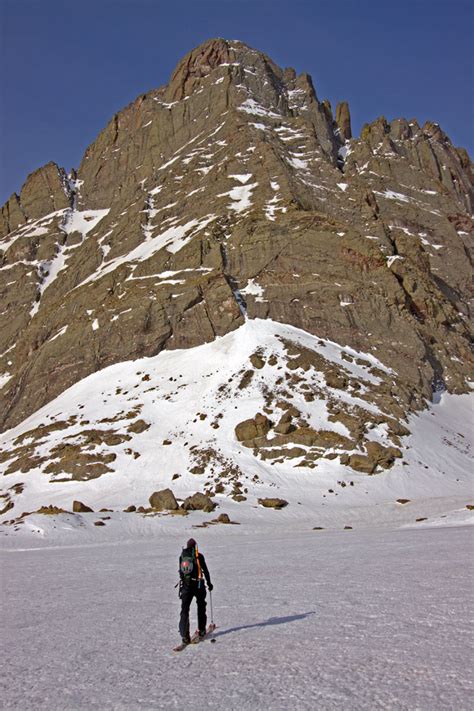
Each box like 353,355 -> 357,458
149,488 -> 179,511
250,353 -> 265,369
345,454 -> 376,474
208,513 -> 240,525
235,413 -> 272,442
343,442 -> 403,474
72,500 -> 93,513
365,441 -> 402,468
182,492 -> 217,512
232,494 -> 247,502
258,497 -> 288,509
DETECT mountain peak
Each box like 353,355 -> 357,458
167,38 -> 239,101
165,37 -> 282,102
0,38 -> 472,441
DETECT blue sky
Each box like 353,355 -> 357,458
1,0 -> 472,204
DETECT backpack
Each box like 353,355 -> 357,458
180,547 -> 198,585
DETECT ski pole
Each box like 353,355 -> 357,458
209,589 -> 214,625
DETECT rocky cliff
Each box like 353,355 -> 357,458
1,38 -> 473,443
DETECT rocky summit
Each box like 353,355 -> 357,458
0,39 -> 473,525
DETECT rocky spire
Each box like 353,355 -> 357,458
336,101 -> 352,141
1,162 -> 72,235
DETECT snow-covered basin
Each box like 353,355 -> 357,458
1,526 -> 472,710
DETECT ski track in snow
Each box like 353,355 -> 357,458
1,527 -> 472,710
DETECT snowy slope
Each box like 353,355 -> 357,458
1,527 -> 473,710
0,319 -> 472,541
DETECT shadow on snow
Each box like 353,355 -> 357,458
212,611 -> 315,638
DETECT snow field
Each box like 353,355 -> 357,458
1,526 -> 472,709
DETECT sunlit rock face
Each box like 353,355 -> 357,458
0,38 -> 472,435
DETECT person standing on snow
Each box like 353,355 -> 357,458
178,538 -> 213,644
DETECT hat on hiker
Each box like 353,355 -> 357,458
187,538 -> 196,548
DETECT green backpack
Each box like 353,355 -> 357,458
180,548 -> 196,585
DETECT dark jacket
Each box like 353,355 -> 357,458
179,546 -> 212,588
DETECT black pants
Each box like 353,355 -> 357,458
179,584 -> 207,639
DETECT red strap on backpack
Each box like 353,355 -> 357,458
195,544 -> 202,580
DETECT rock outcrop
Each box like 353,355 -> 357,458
336,101 -> 352,141
72,500 -> 93,513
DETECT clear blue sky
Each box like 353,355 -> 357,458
1,0 -> 472,205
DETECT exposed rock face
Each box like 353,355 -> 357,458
0,37 -> 472,438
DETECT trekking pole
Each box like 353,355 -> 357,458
209,589 -> 214,625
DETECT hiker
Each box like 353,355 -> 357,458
178,538 -> 213,645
